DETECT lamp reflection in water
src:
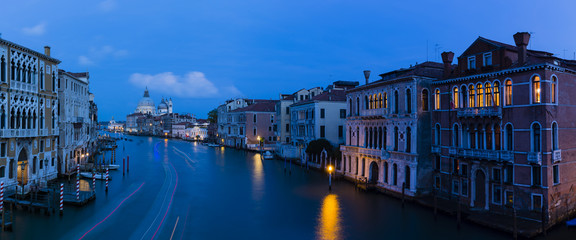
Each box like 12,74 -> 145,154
251,154 -> 264,201
316,194 -> 342,240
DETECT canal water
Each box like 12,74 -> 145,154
1,135 -> 575,239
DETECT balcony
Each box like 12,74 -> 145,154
454,148 -> 513,163
553,150 -> 562,163
51,129 -> 59,135
527,152 -> 542,165
10,80 -> 37,93
431,145 -> 440,153
359,108 -> 388,118
449,147 -> 457,155
40,129 -> 48,136
340,145 -> 417,162
500,151 -> 514,162
457,107 -> 502,118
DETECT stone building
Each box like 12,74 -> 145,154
432,32 -> 576,225
0,39 -> 60,191
341,63 -> 443,197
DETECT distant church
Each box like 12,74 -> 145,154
135,87 -> 173,116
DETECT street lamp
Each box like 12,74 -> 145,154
327,165 -> 333,191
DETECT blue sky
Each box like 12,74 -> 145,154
1,0 -> 575,120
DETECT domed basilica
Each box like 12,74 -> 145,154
135,87 -> 173,115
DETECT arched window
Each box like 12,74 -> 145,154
369,95 -> 373,109
0,56 -> 5,82
368,127 -> 373,148
405,166 -> 411,189
378,127 -> 383,149
453,124 -> 459,147
355,157 -> 359,175
551,76 -> 557,104
9,159 -> 14,179
383,162 -> 388,183
505,80 -> 512,106
365,95 -> 369,110
0,106 -> 5,129
348,156 -> 351,173
356,127 -> 360,146
392,164 -> 398,185
394,90 -> 399,113
461,86 -> 468,108
406,89 -> 412,113
394,127 -> 399,151
383,92 -> 388,109
531,123 -> 541,152
469,85 -> 475,108
434,89 -> 440,110
485,83 -> 492,107
364,127 -> 368,147
476,83 -> 484,107
383,127 -> 387,149
452,87 -> 459,109
494,124 -> 501,150
349,99 -> 353,116
486,124 -> 493,150
552,122 -> 558,150
493,82 -> 500,106
422,89 -> 429,111
406,127 -> 411,153
378,93 -> 383,108
532,75 -> 541,104
435,124 -> 441,145
348,126 -> 352,145
356,97 -> 360,115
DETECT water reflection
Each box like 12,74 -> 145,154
316,194 -> 342,240
251,155 -> 264,201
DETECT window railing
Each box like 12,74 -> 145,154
431,145 -> 441,153
527,152 -> 542,165
457,107 -> 502,118
553,150 -> 562,163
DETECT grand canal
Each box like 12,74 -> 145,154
1,135 -> 574,239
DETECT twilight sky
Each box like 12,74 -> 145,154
1,0 -> 575,120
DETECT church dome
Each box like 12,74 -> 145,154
158,102 -> 168,110
136,88 -> 156,114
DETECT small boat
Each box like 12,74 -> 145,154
102,164 -> 120,170
80,172 -> 110,180
263,151 -> 274,160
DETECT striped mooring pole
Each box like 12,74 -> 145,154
92,169 -> 96,193
127,155 -> 129,173
123,158 -> 125,176
0,182 -> 4,213
105,168 -> 109,193
76,165 -> 80,200
59,183 -> 64,215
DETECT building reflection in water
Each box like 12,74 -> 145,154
251,155 -> 264,201
316,194 -> 342,240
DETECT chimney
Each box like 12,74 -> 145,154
363,70 -> 371,85
441,51 -> 454,78
44,46 -> 51,57
513,32 -> 530,66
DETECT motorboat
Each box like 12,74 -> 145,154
263,151 -> 274,160
80,172 -> 110,180
102,164 -> 120,170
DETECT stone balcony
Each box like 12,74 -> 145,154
457,107 -> 502,118
51,129 -> 59,135
451,147 -> 514,163
553,150 -> 562,163
0,129 -> 38,138
10,80 -> 37,93
340,145 -> 417,162
359,108 -> 388,118
431,145 -> 440,153
527,152 -> 542,165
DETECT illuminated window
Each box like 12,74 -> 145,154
469,85 -> 475,108
476,83 -> 484,107
378,93 -> 383,108
485,83 -> 492,107
493,82 -> 500,106
434,89 -> 440,110
532,75 -> 541,103
505,80 -> 512,106
452,87 -> 459,109
551,76 -> 557,104
421,89 -> 429,111
383,92 -> 388,109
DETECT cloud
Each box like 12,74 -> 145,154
99,0 -> 117,12
22,23 -> 46,36
129,72 -> 241,98
78,45 -> 128,65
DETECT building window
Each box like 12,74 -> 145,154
492,184 -> 502,204
505,124 -> 513,151
340,109 -> 346,118
285,107 -> 290,114
532,165 -> 541,186
485,83 -> 492,107
406,88 -> 412,113
452,180 -> 459,195
378,93 -> 383,108
0,56 -> 5,82
532,194 -> 543,210
551,76 -> 557,104
0,142 -> 5,157
461,179 -> 469,196
532,75 -> 541,103
434,176 -> 440,189
434,124 -> 440,145
434,155 -> 441,171
468,56 -> 476,69
505,80 -> 512,106
393,127 -> 399,151
253,114 -> 257,123
553,165 -> 560,185
505,191 -> 514,207
476,83 -> 484,107
434,89 -> 440,110
532,123 -> 541,152
406,127 -> 411,153
320,108 -> 325,118
392,164 -> 397,185
0,166 -> 4,178
483,52 -> 492,66
468,85 -> 475,108
383,92 -> 388,109
270,115 -> 274,123
453,124 -> 459,147
461,164 -> 468,177
320,126 -> 325,138
493,82 -> 500,106
552,122 -> 558,150
452,158 -> 459,175
504,164 -> 513,184
365,95 -> 369,110
492,168 -> 501,182
422,89 -> 429,111
338,126 -> 343,138
285,124 -> 290,132
452,87 -> 458,109
253,128 -> 256,136
405,166 -> 411,189
394,90 -> 399,113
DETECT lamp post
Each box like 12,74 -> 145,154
18,161 -> 27,195
328,165 -> 333,191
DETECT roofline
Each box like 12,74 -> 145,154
0,38 -> 62,64
347,75 -> 436,93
